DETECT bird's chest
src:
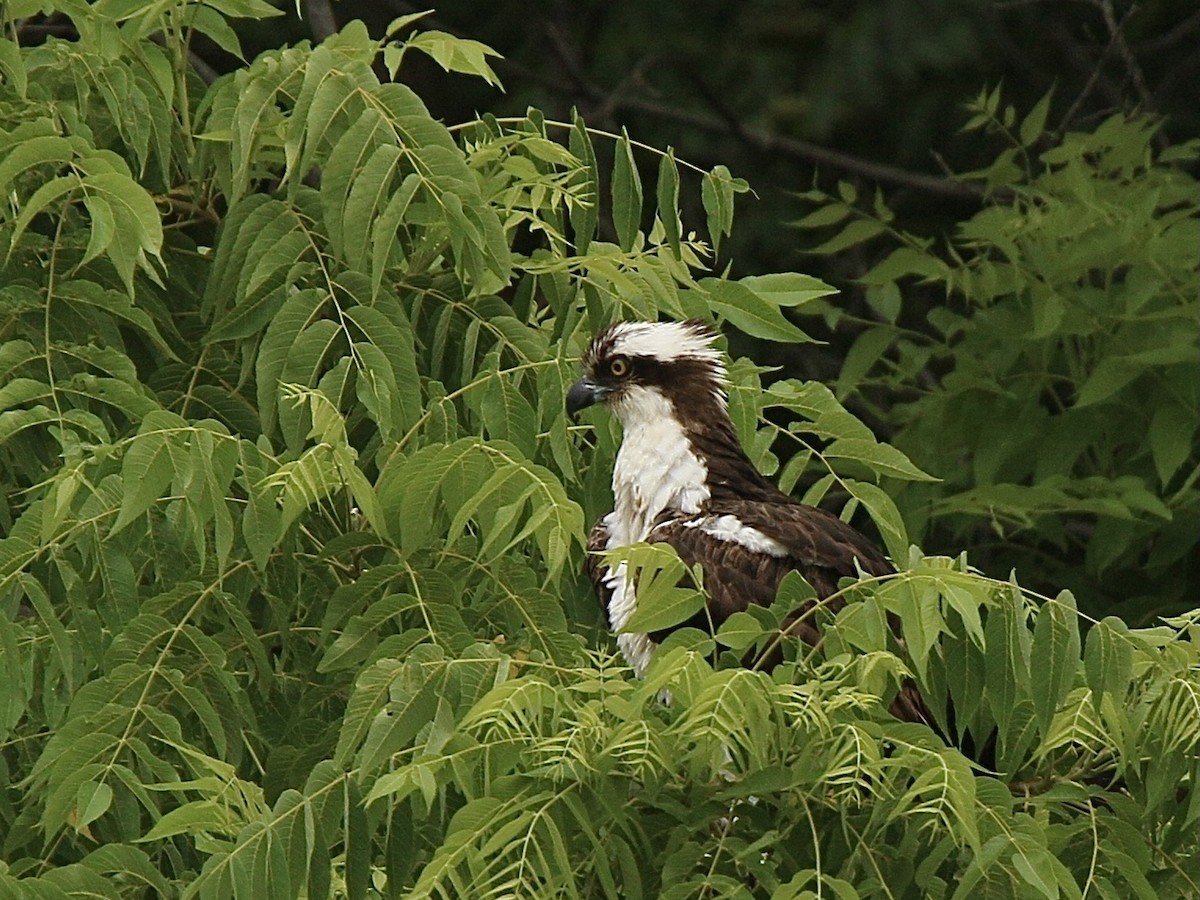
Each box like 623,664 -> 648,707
603,418 -> 708,676
608,420 -> 707,547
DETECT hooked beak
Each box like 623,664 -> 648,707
566,377 -> 606,420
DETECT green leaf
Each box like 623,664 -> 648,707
401,30 -> 503,89
111,410 -> 188,534
715,610 -> 765,651
0,132 -> 76,197
77,171 -> 165,292
478,373 -> 537,458
1083,616 -> 1132,709
860,246 -> 946,284
702,164 -> 745,255
370,172 -> 422,298
322,108 -> 391,258
137,800 -> 236,842
836,328 -> 896,398
188,6 -> 247,59
1019,89 -> 1053,146
199,0 -> 282,19
357,655 -> 446,774
612,128 -> 643,252
80,193 -> 116,266
984,588 -> 1032,741
8,174 -> 84,253
1075,357 -> 1137,408
885,579 -> 945,680
738,273 -> 838,307
569,111 -> 599,255
387,439 -> 485,557
384,11 -> 436,40
824,437 -> 938,482
341,143 -> 404,271
0,37 -> 28,98
255,288 -> 327,434
1030,590 -> 1081,734
206,281 -> 291,344
74,780 -> 113,831
1010,844 -> 1063,900
1030,286 -> 1064,338
833,597 -> 888,652
56,280 -> 176,358
699,278 -> 812,343
790,200 -> 852,230
80,845 -> 171,896
1149,400 -> 1195,485
617,544 -> 706,634
810,218 -> 885,254
18,574 -> 76,689
656,148 -> 681,256
843,480 -> 910,563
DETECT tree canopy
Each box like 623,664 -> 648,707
0,2 -> 1197,897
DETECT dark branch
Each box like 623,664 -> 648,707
1133,8 -> 1200,53
1095,0 -> 1157,119
608,96 -> 989,202
1051,16 -> 1123,140
537,27 -> 986,203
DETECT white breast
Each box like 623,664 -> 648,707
601,386 -> 709,676
608,387 -> 707,544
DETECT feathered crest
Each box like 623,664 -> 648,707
584,319 -> 728,385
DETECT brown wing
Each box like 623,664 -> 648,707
647,527 -> 816,651
649,501 -> 931,724
648,499 -> 892,634
717,498 -> 894,582
588,503 -> 930,724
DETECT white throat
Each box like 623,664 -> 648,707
602,386 -> 709,676
608,386 -> 709,545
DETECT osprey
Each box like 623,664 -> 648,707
568,320 -> 920,713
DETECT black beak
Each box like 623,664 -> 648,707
566,377 -> 604,420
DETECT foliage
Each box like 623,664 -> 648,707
1,5 -> 1198,897
793,87 -> 1200,623
397,0 -> 1200,275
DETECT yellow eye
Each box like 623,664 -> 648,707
608,356 -> 631,378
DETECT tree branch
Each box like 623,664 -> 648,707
1095,0 -> 1157,120
538,26 -> 986,203
1132,7 -> 1200,53
607,96 -> 989,201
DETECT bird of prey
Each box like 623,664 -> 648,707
567,319 -> 925,719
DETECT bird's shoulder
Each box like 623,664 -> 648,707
728,497 -> 888,572
648,495 -> 892,587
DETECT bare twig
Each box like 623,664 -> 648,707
1051,15 -> 1122,140
611,96 -> 989,201
1133,8 -> 1200,53
539,24 -> 986,202
1096,0 -> 1156,116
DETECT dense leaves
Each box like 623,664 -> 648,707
795,87 -> 1200,622
1,4 -> 1198,898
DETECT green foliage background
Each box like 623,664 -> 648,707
793,90 -> 1200,622
0,3 -> 1198,897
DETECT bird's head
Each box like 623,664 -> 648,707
566,320 -> 728,427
